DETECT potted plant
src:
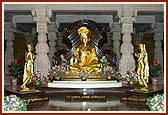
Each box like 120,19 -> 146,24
48,65 -> 67,81
149,59 -> 161,85
78,70 -> 89,81
8,59 -> 23,85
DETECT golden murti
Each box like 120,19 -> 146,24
67,26 -> 102,73
21,44 -> 36,91
135,44 -> 149,91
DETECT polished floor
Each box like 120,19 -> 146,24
27,95 -> 150,111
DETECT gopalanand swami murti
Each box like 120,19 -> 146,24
67,26 -> 102,73
21,44 -> 36,91
135,44 -> 149,91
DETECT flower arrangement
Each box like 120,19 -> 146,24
126,71 -> 138,84
149,59 -> 161,78
78,70 -> 89,81
8,59 -> 23,77
100,56 -> 109,68
32,71 -> 49,85
48,65 -> 67,81
146,93 -> 164,111
101,66 -> 118,79
4,95 -> 28,111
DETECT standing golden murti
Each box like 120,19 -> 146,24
67,26 -> 102,73
135,44 -> 149,91
20,44 -> 36,91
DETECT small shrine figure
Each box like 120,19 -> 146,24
52,51 -> 61,66
135,44 -> 149,91
21,44 -> 36,91
61,55 -> 67,67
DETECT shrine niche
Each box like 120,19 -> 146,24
57,19 -> 118,68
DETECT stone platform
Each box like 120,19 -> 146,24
48,81 -> 122,88
120,85 -> 164,102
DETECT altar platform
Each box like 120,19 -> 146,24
4,84 -> 164,111
4,81 -> 164,104
48,80 -> 122,88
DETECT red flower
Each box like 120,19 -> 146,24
153,59 -> 157,66
14,59 -> 18,64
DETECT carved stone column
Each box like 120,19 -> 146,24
119,17 -> 135,76
57,32 -> 66,50
137,32 -> 144,45
154,23 -> 164,85
134,32 -> 144,52
24,32 -> 32,43
105,32 -> 112,50
48,22 -> 57,64
112,22 -> 121,61
4,22 -> 14,85
33,9 -> 51,75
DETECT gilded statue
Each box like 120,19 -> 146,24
135,44 -> 149,91
21,44 -> 36,91
67,26 -> 102,73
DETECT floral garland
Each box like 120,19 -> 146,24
125,71 -> 138,84
48,65 -> 67,81
78,70 -> 89,79
101,66 -> 118,79
32,71 -> 50,85
100,56 -> 109,68
4,95 -> 28,111
146,93 -> 164,111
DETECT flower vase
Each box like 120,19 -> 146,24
10,77 -> 18,86
106,76 -> 111,80
11,85 -> 18,91
81,77 -> 87,81
129,80 -> 134,85
55,77 -> 61,81
35,82 -> 40,86
151,77 -> 158,85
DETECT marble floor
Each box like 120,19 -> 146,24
27,95 -> 150,111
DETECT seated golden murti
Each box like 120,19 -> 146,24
63,26 -> 105,81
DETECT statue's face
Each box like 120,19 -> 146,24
27,44 -> 33,51
82,37 -> 89,44
138,44 -> 144,52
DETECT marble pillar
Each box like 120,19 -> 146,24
4,22 -> 14,85
154,23 -> 164,85
48,22 -> 57,64
33,9 -> 51,75
112,22 -> 121,61
119,17 -> 135,76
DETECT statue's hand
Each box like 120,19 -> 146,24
135,53 -> 139,57
70,57 -> 74,65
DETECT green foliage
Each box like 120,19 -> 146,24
8,62 -> 23,77
149,64 -> 161,78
